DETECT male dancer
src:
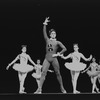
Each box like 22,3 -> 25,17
35,17 -> 67,93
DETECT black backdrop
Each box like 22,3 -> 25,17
0,0 -> 100,94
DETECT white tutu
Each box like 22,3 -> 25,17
87,70 -> 100,77
32,73 -> 41,79
64,62 -> 86,71
13,63 -> 34,73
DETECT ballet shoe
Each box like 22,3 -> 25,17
19,87 -> 26,94
96,88 -> 99,93
34,88 -> 42,94
97,91 -> 100,93
62,90 -> 67,94
34,91 -> 42,94
73,90 -> 80,94
19,91 -> 26,94
92,91 -> 96,93
61,88 -> 67,93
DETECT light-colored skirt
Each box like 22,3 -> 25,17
13,63 -> 34,73
87,70 -> 100,77
32,73 -> 41,79
64,62 -> 86,71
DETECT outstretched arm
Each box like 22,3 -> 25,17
43,17 -> 50,40
48,70 -> 54,73
28,55 -> 36,66
6,55 -> 19,70
61,53 -> 71,60
81,64 -> 91,73
81,54 -> 92,61
58,41 -> 67,54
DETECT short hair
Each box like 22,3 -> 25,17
73,43 -> 78,47
37,59 -> 40,61
21,45 -> 27,48
49,29 -> 56,35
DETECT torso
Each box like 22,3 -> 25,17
46,39 -> 58,61
71,52 -> 81,63
35,64 -> 42,75
90,62 -> 98,71
19,53 -> 28,65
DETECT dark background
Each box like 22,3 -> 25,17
0,0 -> 100,94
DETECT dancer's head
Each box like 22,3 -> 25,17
73,43 -> 79,51
37,59 -> 41,64
49,29 -> 56,39
21,45 -> 27,53
92,58 -> 96,62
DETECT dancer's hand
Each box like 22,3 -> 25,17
89,55 -> 92,61
59,54 -> 64,57
48,70 -> 54,73
6,64 -> 10,70
34,64 -> 37,67
81,70 -> 85,74
52,52 -> 60,57
43,17 -> 50,25
60,54 -> 65,59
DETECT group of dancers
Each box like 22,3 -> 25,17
6,17 -> 100,94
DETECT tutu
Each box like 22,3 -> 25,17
13,63 -> 34,73
64,62 -> 86,71
87,70 -> 100,77
32,73 -> 41,79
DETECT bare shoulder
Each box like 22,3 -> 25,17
26,54 -> 30,58
57,40 -> 61,43
78,52 -> 83,56
57,40 -> 62,44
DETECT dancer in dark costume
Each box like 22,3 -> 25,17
6,45 -> 36,94
35,17 -> 67,94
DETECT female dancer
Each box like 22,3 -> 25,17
35,17 -> 67,94
60,44 -> 92,94
82,58 -> 100,93
32,59 -> 54,94
6,45 -> 36,94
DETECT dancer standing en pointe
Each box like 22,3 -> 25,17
32,59 -> 54,94
6,45 -> 36,94
82,58 -> 100,93
60,44 -> 92,94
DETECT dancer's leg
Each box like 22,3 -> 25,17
73,72 -> 80,94
52,58 -> 66,93
70,71 -> 75,86
18,72 -> 27,93
92,76 -> 98,93
36,79 -> 40,88
35,59 -> 50,93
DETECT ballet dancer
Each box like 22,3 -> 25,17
35,17 -> 67,94
82,58 -> 100,93
32,59 -> 54,94
60,44 -> 92,94
6,45 -> 36,94
94,60 -> 100,93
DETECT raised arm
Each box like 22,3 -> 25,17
43,17 -> 50,40
28,55 -> 36,66
80,53 -> 92,61
6,55 -> 20,70
58,41 -> 67,54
